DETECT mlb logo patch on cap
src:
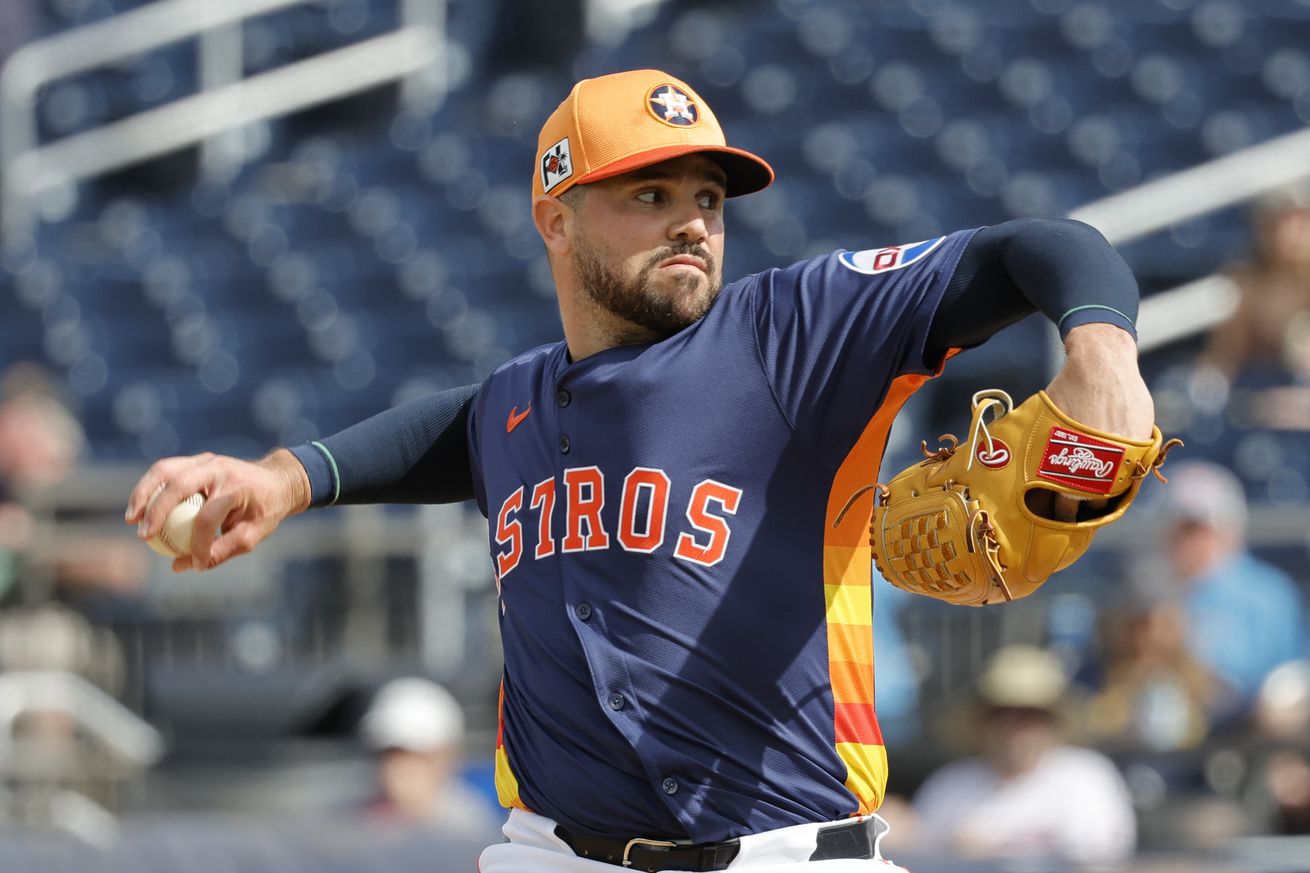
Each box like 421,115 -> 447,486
540,137 -> 573,194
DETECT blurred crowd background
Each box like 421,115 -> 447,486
1,0 -> 1309,870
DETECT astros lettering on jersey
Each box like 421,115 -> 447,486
468,229 -> 976,843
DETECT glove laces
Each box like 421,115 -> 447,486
964,389 -> 1014,472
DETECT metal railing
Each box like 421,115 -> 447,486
0,671 -> 165,766
0,0 -> 447,240
1068,124 -> 1310,353
0,669 -> 166,843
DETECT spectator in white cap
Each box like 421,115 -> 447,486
911,645 -> 1136,867
1160,462 -> 1306,715
360,677 -> 500,835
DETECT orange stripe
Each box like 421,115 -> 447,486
822,362 -> 951,812
825,546 -> 875,587
835,702 -> 883,745
827,622 -> 874,667
825,372 -> 935,540
830,659 -> 874,704
496,681 -> 506,748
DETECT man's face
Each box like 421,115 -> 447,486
981,706 -> 1056,776
568,154 -> 727,340
1165,518 -> 1230,582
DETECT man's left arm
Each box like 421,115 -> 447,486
925,217 -> 1154,442
872,219 -> 1168,603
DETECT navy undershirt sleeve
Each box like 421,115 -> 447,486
288,383 -> 478,507
282,221 -> 1132,506
923,217 -> 1139,367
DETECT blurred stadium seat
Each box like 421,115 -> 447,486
4,0 -> 1306,459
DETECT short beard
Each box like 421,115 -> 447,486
572,232 -> 722,343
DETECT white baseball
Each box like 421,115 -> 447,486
146,491 -> 205,558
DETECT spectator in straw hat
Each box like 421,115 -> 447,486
912,645 -> 1135,867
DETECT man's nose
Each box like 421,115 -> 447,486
668,204 -> 708,244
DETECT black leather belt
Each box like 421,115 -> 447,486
554,816 -> 883,871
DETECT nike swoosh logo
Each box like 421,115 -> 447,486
506,404 -> 532,433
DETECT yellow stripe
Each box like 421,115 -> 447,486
824,582 -> 872,627
836,741 -> 888,813
494,746 -> 527,810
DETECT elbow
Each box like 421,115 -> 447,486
999,216 -> 1113,252
1000,216 -> 1128,279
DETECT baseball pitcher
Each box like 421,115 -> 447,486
126,70 -> 1173,871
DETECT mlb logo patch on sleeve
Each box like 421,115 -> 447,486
541,137 -> 573,193
1036,426 -> 1126,495
838,237 -> 945,275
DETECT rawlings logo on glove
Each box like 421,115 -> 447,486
1038,427 -> 1125,493
865,389 -> 1180,607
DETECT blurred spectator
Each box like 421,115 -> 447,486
1083,580 -> 1221,752
1159,462 -> 1306,717
0,364 -> 146,600
1203,183 -> 1310,385
359,677 -> 500,835
0,363 -> 85,495
0,364 -> 87,600
1247,661 -> 1310,835
912,645 -> 1136,868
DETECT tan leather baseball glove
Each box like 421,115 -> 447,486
867,389 -> 1180,606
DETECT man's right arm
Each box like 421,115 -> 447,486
125,383 -> 479,572
288,383 -> 478,507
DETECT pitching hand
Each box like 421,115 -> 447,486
1042,323 -> 1154,522
124,449 -> 311,572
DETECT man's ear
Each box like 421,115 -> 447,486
533,194 -> 573,256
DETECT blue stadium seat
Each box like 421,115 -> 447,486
8,0 -> 1309,466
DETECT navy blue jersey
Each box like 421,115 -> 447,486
467,230 -> 976,842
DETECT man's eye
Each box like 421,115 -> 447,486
699,194 -> 721,209
636,191 -> 661,204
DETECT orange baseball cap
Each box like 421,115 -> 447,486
533,69 -> 774,200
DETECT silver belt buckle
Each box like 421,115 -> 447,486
622,837 -> 679,867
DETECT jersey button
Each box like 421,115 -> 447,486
556,389 -> 571,408
661,777 -> 679,795
574,603 -> 592,621
559,434 -> 571,454
607,693 -> 625,711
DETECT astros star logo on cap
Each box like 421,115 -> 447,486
531,69 -> 774,200
647,84 -> 699,127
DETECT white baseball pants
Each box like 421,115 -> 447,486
478,808 -> 909,872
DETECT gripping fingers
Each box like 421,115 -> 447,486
125,453 -> 207,517
187,493 -> 236,571
126,453 -> 216,537
132,452 -> 290,571
206,524 -> 260,570
1052,493 -> 1109,523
